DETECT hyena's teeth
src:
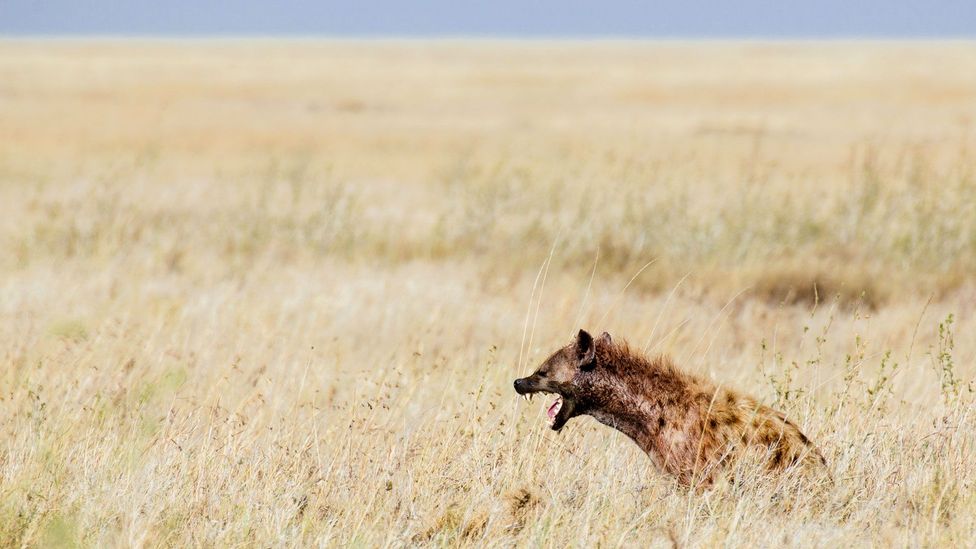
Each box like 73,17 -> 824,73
522,394 -> 529,402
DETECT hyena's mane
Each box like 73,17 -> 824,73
594,340 -> 710,397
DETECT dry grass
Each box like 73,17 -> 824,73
1,40 -> 976,547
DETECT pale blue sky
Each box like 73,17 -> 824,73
1,1 -> 974,37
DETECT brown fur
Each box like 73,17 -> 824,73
514,330 -> 828,487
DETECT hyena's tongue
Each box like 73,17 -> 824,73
546,396 -> 563,425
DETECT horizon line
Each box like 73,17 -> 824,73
2,33 -> 975,42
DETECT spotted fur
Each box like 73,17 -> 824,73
514,330 -> 828,486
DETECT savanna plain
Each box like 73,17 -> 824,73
2,40 -> 976,547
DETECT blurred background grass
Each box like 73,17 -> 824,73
3,42 -> 975,305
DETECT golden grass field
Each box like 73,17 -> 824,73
1,40 -> 976,547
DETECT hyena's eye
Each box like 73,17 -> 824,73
537,371 -> 548,378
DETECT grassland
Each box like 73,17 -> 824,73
1,40 -> 975,547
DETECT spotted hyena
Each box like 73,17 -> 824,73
513,330 -> 827,486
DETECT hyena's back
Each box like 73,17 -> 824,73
695,389 -> 828,480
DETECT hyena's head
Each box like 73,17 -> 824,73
513,329 -> 611,431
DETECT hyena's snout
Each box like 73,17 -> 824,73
514,375 -> 550,395
513,374 -> 570,430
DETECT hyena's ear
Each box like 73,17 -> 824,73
598,331 -> 611,345
576,329 -> 596,371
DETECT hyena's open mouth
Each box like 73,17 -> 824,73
546,396 -> 563,426
520,391 -> 565,428
514,376 -> 576,431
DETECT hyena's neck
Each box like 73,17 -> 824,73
586,352 -> 700,456
588,406 -> 656,451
